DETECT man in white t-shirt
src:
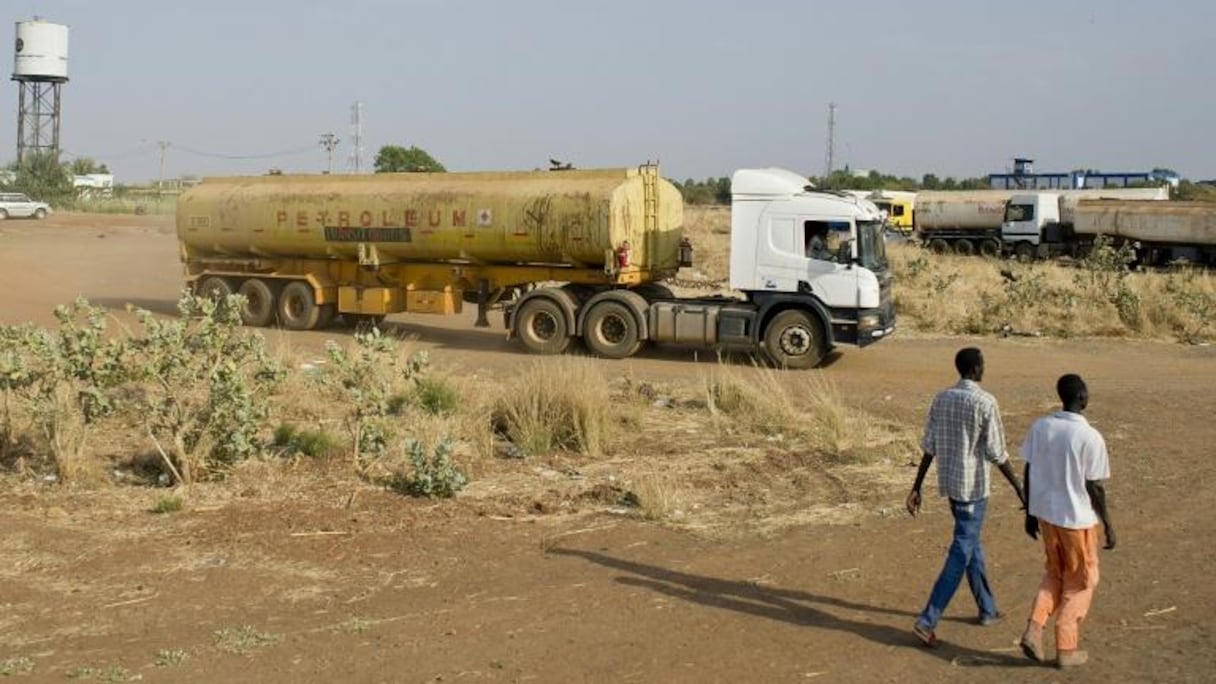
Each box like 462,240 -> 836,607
1018,374 -> 1116,669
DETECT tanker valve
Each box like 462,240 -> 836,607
615,241 -> 632,269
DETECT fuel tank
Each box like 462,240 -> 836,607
177,166 -> 684,271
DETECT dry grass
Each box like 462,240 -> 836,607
889,244 -> 1216,342
491,357 -> 615,457
632,472 -> 685,522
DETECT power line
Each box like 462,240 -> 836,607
319,132 -> 340,174
170,142 -> 318,160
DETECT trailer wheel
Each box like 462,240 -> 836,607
979,238 -> 1002,258
196,276 -> 234,301
1014,242 -> 1035,262
928,238 -> 950,254
583,300 -> 643,359
278,281 -> 322,331
763,310 -> 826,370
237,279 -> 277,327
954,239 -> 976,256
514,296 -> 570,355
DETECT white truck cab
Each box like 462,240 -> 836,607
729,168 -> 894,348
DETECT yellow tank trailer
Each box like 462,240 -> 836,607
177,165 -> 686,331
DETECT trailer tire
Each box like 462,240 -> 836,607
583,300 -> 643,359
514,296 -> 571,355
979,238 -> 1002,258
954,239 -> 976,256
278,281 -> 322,331
196,276 -> 234,301
763,309 -> 826,370
1014,242 -> 1035,262
237,279 -> 277,327
928,238 -> 950,254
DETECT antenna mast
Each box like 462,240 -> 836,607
825,102 -> 837,177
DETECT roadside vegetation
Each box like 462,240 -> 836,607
0,288 -> 911,535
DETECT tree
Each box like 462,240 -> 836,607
68,157 -> 109,175
3,152 -> 74,204
374,145 -> 446,173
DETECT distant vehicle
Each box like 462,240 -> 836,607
0,192 -> 51,220
915,187 -> 1168,257
841,190 -> 915,233
1004,194 -> 1216,265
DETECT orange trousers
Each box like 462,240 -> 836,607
1028,520 -> 1100,651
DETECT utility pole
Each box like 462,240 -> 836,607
319,132 -> 340,174
825,103 -> 836,178
157,140 -> 170,193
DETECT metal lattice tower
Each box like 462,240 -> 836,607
347,101 -> 365,173
824,102 -> 836,177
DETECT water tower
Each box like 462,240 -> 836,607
12,19 -> 69,162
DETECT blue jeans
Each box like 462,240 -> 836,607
917,497 -> 998,630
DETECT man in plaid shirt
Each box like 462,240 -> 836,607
906,347 -> 1025,648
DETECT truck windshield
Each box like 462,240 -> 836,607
857,220 -> 887,270
1005,203 -> 1034,222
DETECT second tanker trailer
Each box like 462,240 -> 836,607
176,165 -> 895,368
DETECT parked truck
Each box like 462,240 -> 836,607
915,187 -> 1168,257
842,190 -> 916,234
1003,194 -> 1216,265
176,165 -> 895,368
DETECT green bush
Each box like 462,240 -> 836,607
412,377 -> 460,415
385,438 -> 467,498
272,423 -> 342,458
128,291 -> 284,484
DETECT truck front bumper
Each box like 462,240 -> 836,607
856,299 -> 896,348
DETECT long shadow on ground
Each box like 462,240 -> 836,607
551,547 -> 1035,670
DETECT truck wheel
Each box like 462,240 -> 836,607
514,297 -> 570,355
196,276 -> 233,301
763,310 -> 826,370
583,300 -> 643,359
979,238 -> 1002,258
278,281 -> 322,331
1014,242 -> 1035,262
928,238 -> 949,254
236,279 -> 277,327
954,239 -> 976,256
34,208 -> 47,220
0,209 -> 8,220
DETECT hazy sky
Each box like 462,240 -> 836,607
5,1 -> 1214,183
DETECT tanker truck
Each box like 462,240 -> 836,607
176,165 -> 895,368
1003,193 -> 1216,265
916,187 -> 1169,257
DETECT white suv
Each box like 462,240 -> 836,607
0,192 -> 51,219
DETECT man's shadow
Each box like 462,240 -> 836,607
550,548 -> 1033,669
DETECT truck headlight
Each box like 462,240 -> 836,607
859,313 -> 882,329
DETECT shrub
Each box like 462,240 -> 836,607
385,437 -> 467,498
272,423 -> 342,458
412,377 -> 460,415
128,291 -> 284,484
7,300 -> 128,482
319,327 -> 427,472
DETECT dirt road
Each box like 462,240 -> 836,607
1,214 -> 1212,682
